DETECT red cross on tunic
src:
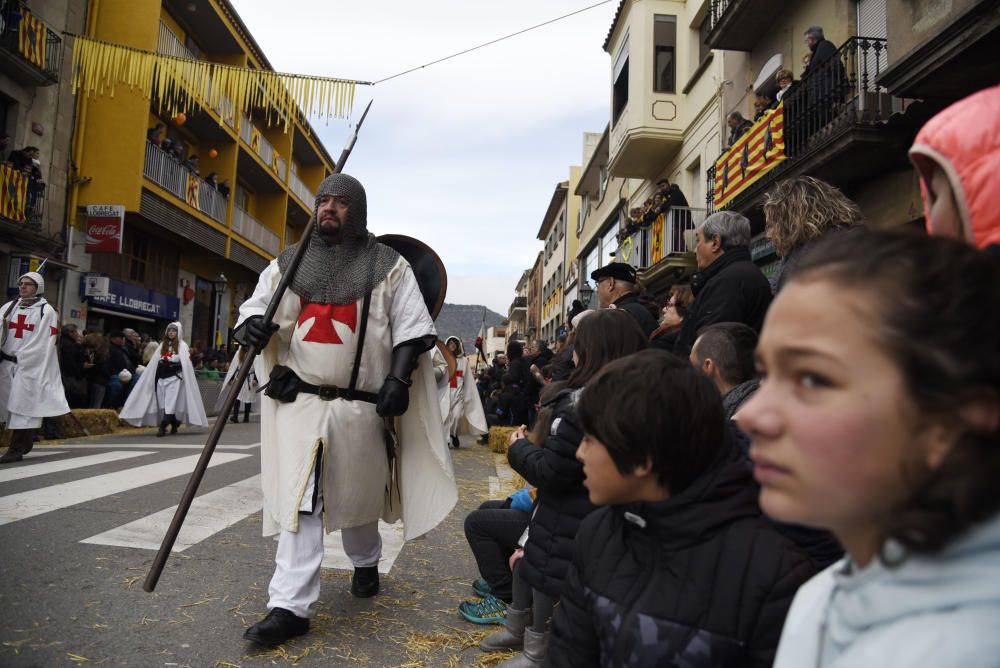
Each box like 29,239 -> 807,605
7,314 -> 35,339
50,326 -> 59,337
296,299 -> 357,344
450,369 -> 464,388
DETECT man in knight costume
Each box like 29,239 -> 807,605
235,173 -> 457,647
0,272 -> 70,463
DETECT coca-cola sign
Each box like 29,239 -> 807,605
85,204 -> 124,253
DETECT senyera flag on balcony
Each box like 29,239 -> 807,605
1,164 -> 29,222
714,102 -> 787,209
70,36 -> 365,132
19,10 -> 47,70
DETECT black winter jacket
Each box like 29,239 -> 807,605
546,435 -> 815,668
612,293 -> 658,338
674,246 -> 771,356
507,388 -> 596,597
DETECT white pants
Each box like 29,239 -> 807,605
156,376 -> 182,415
266,495 -> 382,618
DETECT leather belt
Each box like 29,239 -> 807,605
296,380 -> 378,404
0,351 -> 16,364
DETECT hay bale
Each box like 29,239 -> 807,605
488,427 -> 516,454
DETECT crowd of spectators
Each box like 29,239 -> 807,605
453,86 -> 1000,665
147,123 -> 231,198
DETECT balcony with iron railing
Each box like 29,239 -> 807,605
156,22 -> 236,128
0,8 -> 62,85
706,0 -> 785,52
288,171 -> 316,207
143,141 -> 228,224
707,37 -> 899,213
232,206 -> 281,256
0,164 -> 45,226
239,114 -> 285,179
618,206 -> 707,270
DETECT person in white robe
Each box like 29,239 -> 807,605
120,321 -> 207,436
441,336 -> 488,448
215,347 -> 260,423
236,173 -> 457,648
0,271 -> 69,463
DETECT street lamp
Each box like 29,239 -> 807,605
578,281 -> 594,309
213,272 -> 228,350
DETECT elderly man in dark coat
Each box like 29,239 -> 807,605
590,263 -> 658,337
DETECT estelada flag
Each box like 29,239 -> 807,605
19,11 -> 47,70
713,102 -> 787,209
1,165 -> 28,221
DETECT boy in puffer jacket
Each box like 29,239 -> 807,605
547,350 -> 814,667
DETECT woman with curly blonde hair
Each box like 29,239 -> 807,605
763,176 -> 863,293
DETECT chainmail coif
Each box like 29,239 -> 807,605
277,173 -> 399,305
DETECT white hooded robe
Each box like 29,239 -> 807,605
0,297 -> 69,429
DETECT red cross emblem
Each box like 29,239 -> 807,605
450,369 -> 464,388
7,314 -> 35,339
297,299 -> 357,344
50,326 -> 59,337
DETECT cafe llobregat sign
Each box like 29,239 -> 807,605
85,204 -> 125,253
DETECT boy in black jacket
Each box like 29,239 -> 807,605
547,350 -> 814,667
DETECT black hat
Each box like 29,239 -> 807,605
590,262 -> 637,284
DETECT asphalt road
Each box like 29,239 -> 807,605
0,420 -> 511,667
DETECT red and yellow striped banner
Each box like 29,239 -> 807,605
18,11 -> 47,70
1,164 -> 28,222
713,102 -> 786,209
185,173 -> 200,209
650,214 -> 665,264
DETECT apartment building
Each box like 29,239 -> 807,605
64,0 -> 337,346
1,0 -> 86,308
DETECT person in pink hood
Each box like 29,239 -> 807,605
909,84 -> 1000,252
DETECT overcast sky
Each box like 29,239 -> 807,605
229,0 -> 617,315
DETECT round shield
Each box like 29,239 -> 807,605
378,234 -> 447,319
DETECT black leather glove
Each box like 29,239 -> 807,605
376,377 -> 410,417
235,315 -> 279,354
375,339 -> 427,417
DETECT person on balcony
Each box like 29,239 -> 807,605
803,26 -> 845,129
772,69 -> 799,107
673,211 -> 772,357
147,123 -> 165,145
218,178 -> 231,198
726,112 -> 753,147
0,133 -> 9,163
205,172 -> 219,189
183,154 -> 200,176
591,263 -> 658,338
753,95 -> 773,122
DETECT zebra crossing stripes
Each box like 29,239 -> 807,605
0,450 -> 154,483
0,452 -> 251,526
82,475 -> 263,552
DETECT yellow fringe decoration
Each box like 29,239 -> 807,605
70,35 -> 361,132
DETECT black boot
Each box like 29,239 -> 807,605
169,415 -> 180,434
156,416 -> 169,438
351,566 -> 380,598
243,404 -> 251,423
230,403 -> 240,423
450,434 -> 460,449
0,429 -> 34,464
243,607 -> 309,647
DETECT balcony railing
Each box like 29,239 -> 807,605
239,114 -> 284,178
0,164 -> 44,225
707,37 -> 892,211
143,141 -> 227,223
619,206 -> 706,268
0,8 -> 62,84
232,206 -> 280,256
289,171 -> 315,206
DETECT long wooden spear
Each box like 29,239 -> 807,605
143,100 -> 373,592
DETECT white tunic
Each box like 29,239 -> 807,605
238,256 -> 457,540
441,354 -> 488,437
120,321 -> 208,427
0,297 -> 70,429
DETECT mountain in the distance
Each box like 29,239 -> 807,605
434,303 -> 506,354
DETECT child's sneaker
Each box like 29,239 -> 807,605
458,593 -> 507,625
472,578 -> 491,598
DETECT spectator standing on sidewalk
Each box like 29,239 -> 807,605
59,324 -> 89,408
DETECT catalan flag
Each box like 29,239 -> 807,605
1,165 -> 28,222
185,173 -> 200,209
650,213 -> 665,264
713,101 -> 787,209
18,11 -> 47,70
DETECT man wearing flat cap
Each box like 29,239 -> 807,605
590,263 -> 658,337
